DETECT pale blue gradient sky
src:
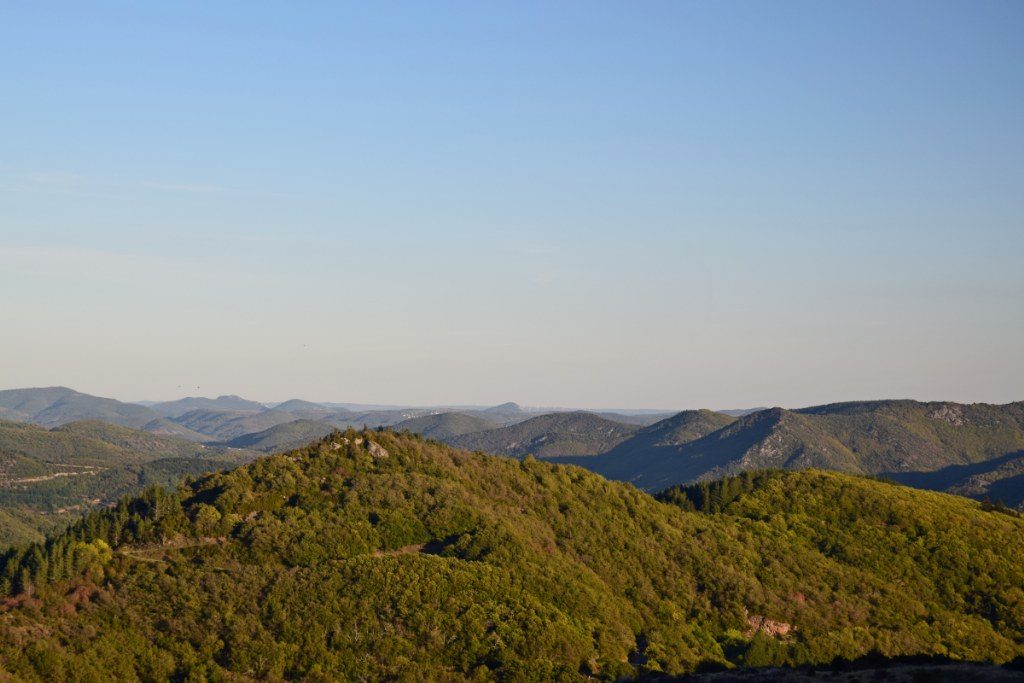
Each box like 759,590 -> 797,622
1,1 -> 1022,408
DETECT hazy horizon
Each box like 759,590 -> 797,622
3,1 -> 1022,409
0,383 -> 1020,415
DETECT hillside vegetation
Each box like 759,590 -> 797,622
0,420 -> 258,546
449,411 -> 638,458
224,420 -> 338,453
394,412 -> 499,440
149,395 -> 267,418
169,409 -> 297,441
0,430 -> 1022,680
562,401 -> 1024,504
0,388 -> 160,429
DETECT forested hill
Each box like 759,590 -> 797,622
0,420 -> 259,546
557,400 -> 1024,503
393,411 -> 499,440
1,430 -> 1022,680
448,411 -> 638,458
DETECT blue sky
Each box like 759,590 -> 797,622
1,1 -> 1022,408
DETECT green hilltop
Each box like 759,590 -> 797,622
1,430 -> 1022,680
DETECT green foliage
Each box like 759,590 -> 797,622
566,401 -> 1024,503
0,431 -> 1022,680
659,470 -> 781,512
0,419 -> 259,544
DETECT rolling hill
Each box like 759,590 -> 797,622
138,417 -> 208,442
449,411 -> 639,458
558,401 -> 1024,504
271,399 -> 339,420
149,395 -> 267,418
0,420 -> 259,546
333,408 -> 438,429
477,401 -> 530,423
224,419 -> 338,453
615,409 -> 737,449
0,387 -> 162,429
393,412 -> 498,440
593,411 -> 678,426
169,408 -> 297,441
0,430 -> 1021,679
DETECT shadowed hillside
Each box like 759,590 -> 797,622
886,451 -> 1024,508
561,401 -> 1024,501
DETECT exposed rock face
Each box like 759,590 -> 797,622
929,403 -> 966,427
367,440 -> 389,459
746,613 -> 793,638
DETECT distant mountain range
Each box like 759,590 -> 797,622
449,411 -> 640,458
0,387 -> 681,441
0,387 -> 160,429
4,387 -> 1021,509
373,400 -> 1024,508
224,419 -> 339,453
148,395 -> 268,418
551,400 -> 1024,506
393,412 -> 499,440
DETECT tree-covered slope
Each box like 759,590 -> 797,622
0,387 -> 162,429
149,395 -> 267,419
271,399 -> 337,420
1,431 -> 1022,680
609,410 -> 736,452
0,420 -> 259,546
138,417 -> 208,442
448,411 -> 638,458
169,408 -> 297,441
394,411 -> 498,439
225,419 -> 338,453
564,401 -> 1024,500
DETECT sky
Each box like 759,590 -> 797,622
1,1 -> 1022,409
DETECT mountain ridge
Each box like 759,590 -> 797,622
562,400 -> 1024,503
0,430 -> 1021,679
449,411 -> 639,458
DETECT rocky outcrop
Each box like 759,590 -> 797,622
746,613 -> 793,638
929,403 -> 966,427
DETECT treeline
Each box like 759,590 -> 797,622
657,470 -> 782,513
0,485 -> 186,596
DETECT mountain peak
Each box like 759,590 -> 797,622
488,401 -> 521,411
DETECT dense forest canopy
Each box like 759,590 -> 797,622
1,430 -> 1022,680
